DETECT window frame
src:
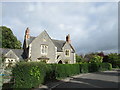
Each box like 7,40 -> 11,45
41,44 -> 48,55
65,49 -> 70,57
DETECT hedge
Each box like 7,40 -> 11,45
12,62 -> 49,88
79,63 -> 89,73
11,62 -> 112,88
55,64 -> 80,78
11,63 -> 80,88
88,63 -> 112,72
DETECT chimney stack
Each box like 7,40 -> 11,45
25,27 -> 30,39
66,34 -> 71,43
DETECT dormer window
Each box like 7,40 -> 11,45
41,45 -> 48,55
65,49 -> 70,57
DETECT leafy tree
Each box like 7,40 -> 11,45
84,53 -> 95,62
76,54 -> 84,63
0,26 -> 22,49
89,55 -> 103,63
107,53 -> 120,68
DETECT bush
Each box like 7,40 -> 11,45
107,53 -> 120,68
12,62 -> 80,88
76,54 -> 84,63
79,63 -> 111,73
44,64 -> 56,81
99,63 -> 112,71
12,62 -> 48,88
79,63 -> 89,73
88,63 -> 100,72
88,63 -> 112,72
55,64 -> 80,78
11,62 -> 112,88
89,55 -> 103,63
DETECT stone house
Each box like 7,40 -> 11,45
1,28 -> 76,65
0,48 -> 23,66
23,28 -> 76,64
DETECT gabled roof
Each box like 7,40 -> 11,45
11,49 -> 23,59
4,50 -> 19,60
0,48 -> 23,59
26,31 -> 75,52
0,48 -> 10,56
69,43 -> 75,53
52,39 -> 66,52
26,36 -> 66,52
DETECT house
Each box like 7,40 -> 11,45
1,27 -> 76,65
23,28 -> 76,64
0,48 -> 23,66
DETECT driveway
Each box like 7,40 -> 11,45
51,70 -> 119,89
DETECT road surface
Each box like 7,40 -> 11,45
53,70 -> 119,89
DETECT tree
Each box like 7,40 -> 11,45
89,55 -> 103,63
0,26 -> 22,49
84,53 -> 95,62
76,54 -> 84,63
107,53 -> 120,68
84,53 -> 103,63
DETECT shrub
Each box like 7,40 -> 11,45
99,63 -> 112,71
107,53 -> 120,68
11,62 -> 112,89
88,63 -> 100,72
12,62 -> 48,88
12,63 -> 81,88
76,54 -> 84,63
44,64 -> 56,81
88,63 -> 112,72
79,63 -> 89,73
89,55 -> 103,63
55,64 -> 80,78
80,62 -> 111,73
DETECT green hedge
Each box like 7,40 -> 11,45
88,63 -> 112,72
76,63 -> 112,73
99,63 -> 112,71
12,62 -> 80,88
79,63 -> 89,73
55,64 -> 80,78
12,62 -> 48,88
11,62 -> 112,88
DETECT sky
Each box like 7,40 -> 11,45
1,2 -> 118,54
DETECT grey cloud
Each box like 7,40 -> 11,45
2,2 -> 118,54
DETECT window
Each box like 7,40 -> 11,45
65,49 -> 70,57
57,55 -> 60,59
41,45 -> 48,55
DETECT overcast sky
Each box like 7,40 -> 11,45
2,2 -> 118,54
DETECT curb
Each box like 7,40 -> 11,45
35,70 -> 119,89
37,73 -> 91,89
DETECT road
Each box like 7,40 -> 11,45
53,70 -> 119,89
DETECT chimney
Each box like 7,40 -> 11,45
66,34 -> 71,43
25,27 -> 30,39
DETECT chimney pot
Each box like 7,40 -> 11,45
66,34 -> 71,43
25,27 -> 30,39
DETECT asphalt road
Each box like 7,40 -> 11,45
53,70 -> 120,89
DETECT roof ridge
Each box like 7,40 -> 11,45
52,39 -> 66,42
30,36 -> 36,38
0,48 -> 23,50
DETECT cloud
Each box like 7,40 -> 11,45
2,2 -> 118,54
